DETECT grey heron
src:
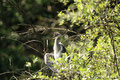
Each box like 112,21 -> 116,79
53,32 -> 66,59
44,32 -> 66,72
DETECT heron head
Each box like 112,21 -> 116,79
53,32 -> 61,39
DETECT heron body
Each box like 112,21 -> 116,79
44,32 -> 66,72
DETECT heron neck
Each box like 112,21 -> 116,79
54,37 -> 62,59
54,37 -> 59,50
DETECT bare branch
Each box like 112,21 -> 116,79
18,24 -> 77,35
108,28 -> 119,75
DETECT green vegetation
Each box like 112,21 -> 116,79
0,0 -> 120,80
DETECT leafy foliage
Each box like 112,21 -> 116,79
1,0 -> 120,80
31,0 -> 120,79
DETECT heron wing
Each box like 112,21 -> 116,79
59,42 -> 66,53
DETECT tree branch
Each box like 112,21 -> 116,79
18,24 -> 77,35
109,28 -> 119,75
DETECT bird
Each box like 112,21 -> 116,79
53,32 -> 66,59
44,53 -> 57,72
44,32 -> 67,72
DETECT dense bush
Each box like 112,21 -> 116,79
31,0 -> 120,79
0,0 -> 120,80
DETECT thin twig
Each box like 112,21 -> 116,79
24,71 -> 33,77
0,37 -> 42,54
23,40 -> 42,45
7,0 -> 26,18
32,66 -> 47,75
10,75 -> 18,80
0,71 -> 11,76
